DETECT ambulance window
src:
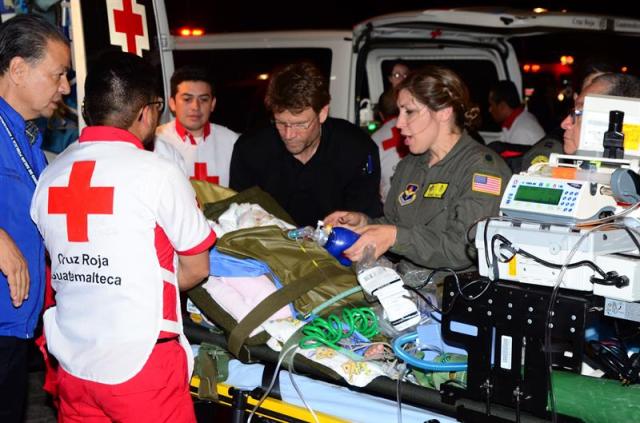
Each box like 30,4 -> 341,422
172,48 -> 332,134
381,59 -> 501,134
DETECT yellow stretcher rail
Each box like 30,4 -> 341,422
190,375 -> 347,423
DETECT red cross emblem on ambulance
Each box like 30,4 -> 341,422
106,0 -> 149,57
48,161 -> 115,242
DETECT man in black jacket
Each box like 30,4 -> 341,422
230,62 -> 382,226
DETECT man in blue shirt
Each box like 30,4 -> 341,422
0,14 -> 70,422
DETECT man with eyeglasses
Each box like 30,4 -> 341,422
230,62 -> 382,226
31,51 -> 214,421
521,72 -> 640,171
561,72 -> 640,155
0,14 -> 70,422
155,65 -> 238,186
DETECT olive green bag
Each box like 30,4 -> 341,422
187,186 -> 366,358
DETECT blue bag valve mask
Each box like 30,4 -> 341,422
287,222 -> 360,266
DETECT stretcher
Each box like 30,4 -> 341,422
185,319 -> 550,423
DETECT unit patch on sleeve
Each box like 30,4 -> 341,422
424,183 -> 448,199
471,173 -> 502,196
530,155 -> 549,165
398,183 -> 419,206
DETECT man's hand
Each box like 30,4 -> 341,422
323,211 -> 368,230
0,229 -> 29,307
343,224 -> 397,262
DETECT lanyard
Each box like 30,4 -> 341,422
0,113 -> 38,186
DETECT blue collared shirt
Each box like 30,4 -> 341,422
0,96 -> 47,338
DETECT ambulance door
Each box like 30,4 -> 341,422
352,18 -> 519,143
358,44 -> 514,143
70,0 -> 173,128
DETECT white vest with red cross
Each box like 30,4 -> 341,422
155,119 -> 238,187
30,126 -> 216,384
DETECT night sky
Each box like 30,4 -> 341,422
165,0 -> 640,33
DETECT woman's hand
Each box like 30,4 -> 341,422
323,211 -> 368,229
343,224 -> 397,262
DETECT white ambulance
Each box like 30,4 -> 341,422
5,1 -> 640,148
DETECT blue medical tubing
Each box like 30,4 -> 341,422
392,331 -> 468,372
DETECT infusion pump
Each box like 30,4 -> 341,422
500,174 -> 616,224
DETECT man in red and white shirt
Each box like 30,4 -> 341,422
488,80 -> 544,146
155,66 -> 238,186
371,89 -> 409,202
31,52 -> 215,422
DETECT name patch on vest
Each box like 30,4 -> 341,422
424,183 -> 448,199
398,183 -> 419,206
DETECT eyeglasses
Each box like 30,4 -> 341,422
569,108 -> 583,124
271,119 -> 315,131
146,99 -> 165,113
390,72 -> 407,79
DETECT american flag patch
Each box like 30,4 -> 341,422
472,173 -> 502,196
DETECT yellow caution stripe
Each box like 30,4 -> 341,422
191,375 -> 347,423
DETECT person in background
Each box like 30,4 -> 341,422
156,65 -> 238,186
371,88 -> 408,202
230,62 -> 382,226
31,51 -> 214,422
561,72 -> 640,155
519,61 -> 619,172
325,66 -> 511,269
0,14 -> 70,422
388,61 -> 410,88
488,80 -> 545,146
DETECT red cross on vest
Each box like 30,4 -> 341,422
48,161 -> 115,242
192,162 -> 219,184
111,0 -> 145,55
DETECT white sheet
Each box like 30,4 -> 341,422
223,359 -> 456,423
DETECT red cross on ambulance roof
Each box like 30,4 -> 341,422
48,161 -> 114,243
106,0 -> 149,57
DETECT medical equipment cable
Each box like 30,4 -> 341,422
491,233 -> 609,278
302,285 -> 363,320
392,332 -> 468,372
396,364 -> 408,423
544,223 -> 607,423
287,355 -> 320,423
576,199 -> 640,227
622,225 -> 640,251
587,338 -> 640,384
247,343 -> 299,423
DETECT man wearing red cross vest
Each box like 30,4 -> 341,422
155,65 -> 238,186
31,51 -> 215,422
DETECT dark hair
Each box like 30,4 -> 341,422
264,62 -> 331,114
170,65 -> 214,98
83,51 -> 160,129
397,65 -> 480,132
0,14 -> 69,75
376,88 -> 398,119
590,73 -> 640,98
489,80 -> 521,109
